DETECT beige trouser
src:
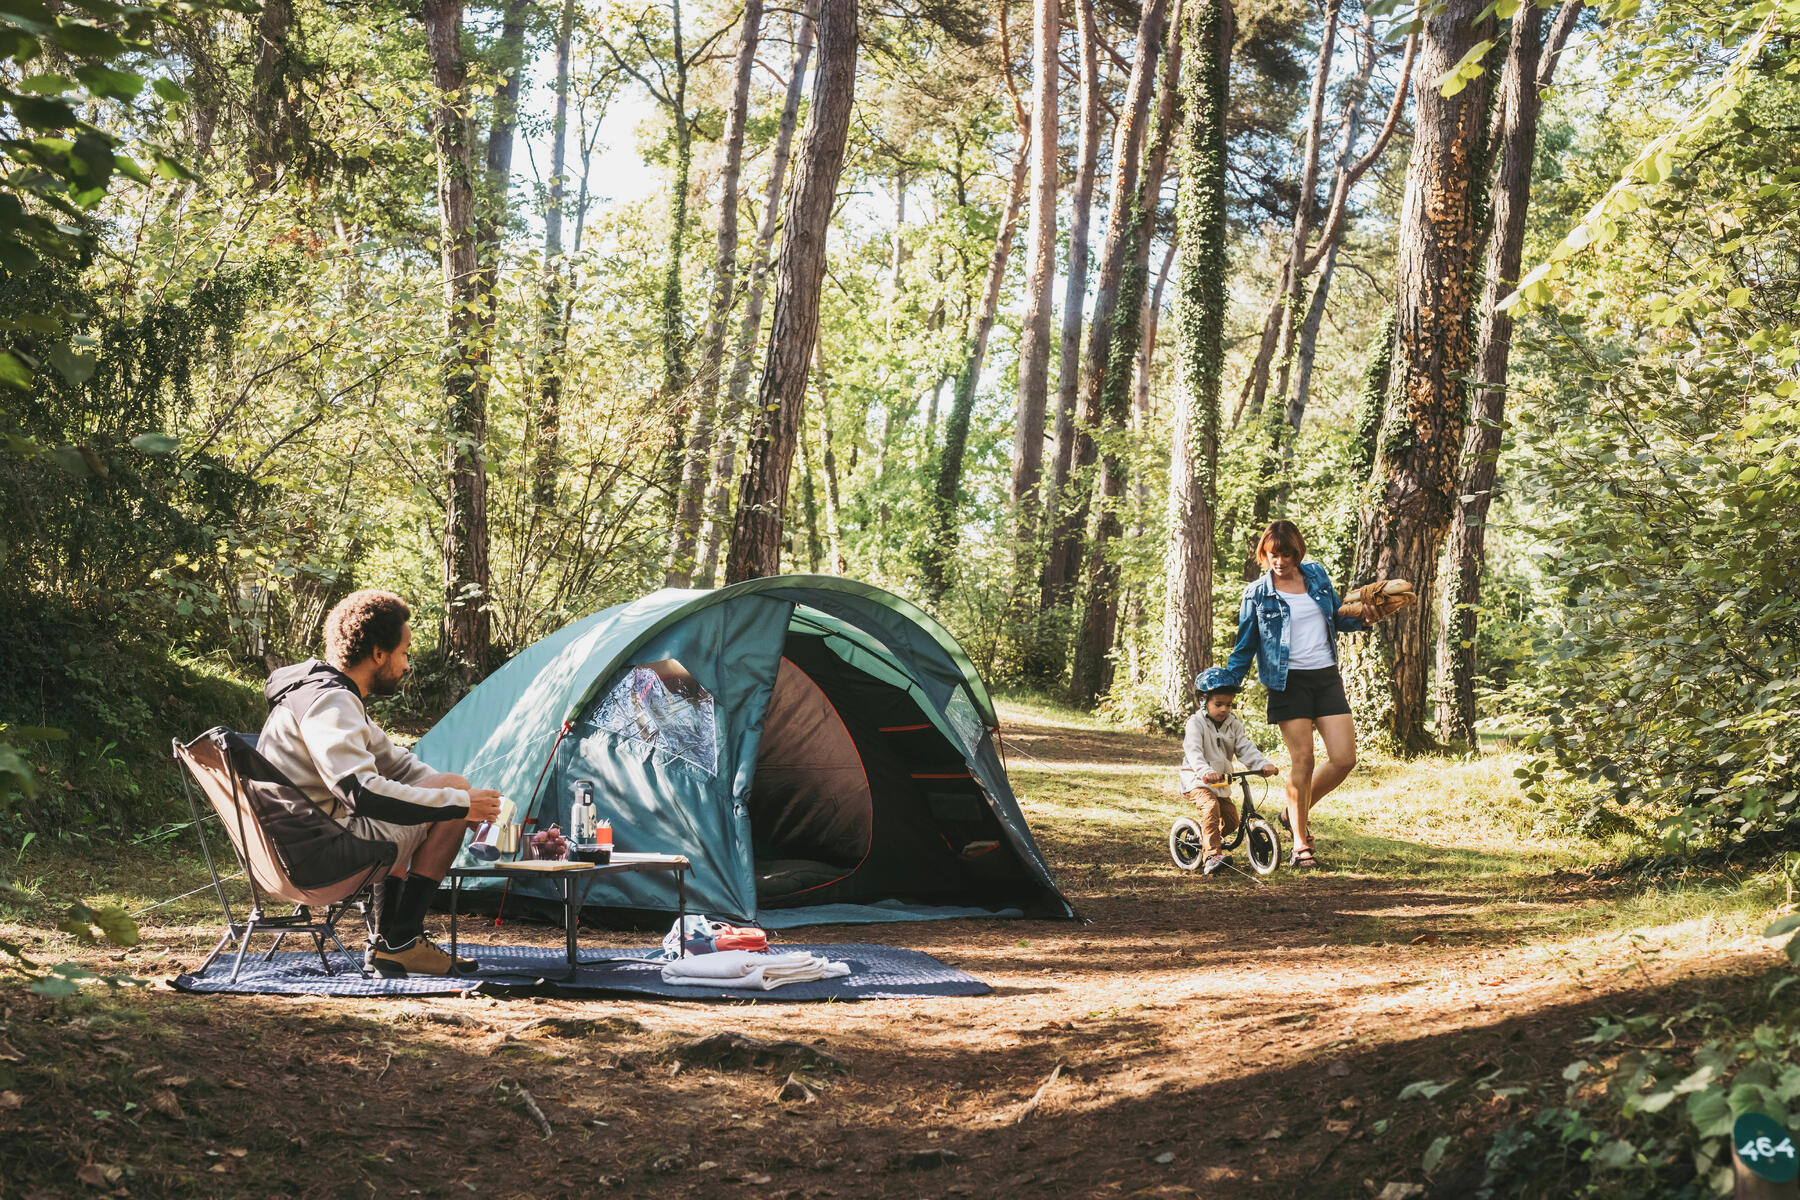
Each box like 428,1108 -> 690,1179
1185,786 -> 1239,859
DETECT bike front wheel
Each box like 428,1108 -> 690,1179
1170,817 -> 1205,872
1244,818 -> 1281,874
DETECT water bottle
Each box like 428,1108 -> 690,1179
571,780 -> 597,844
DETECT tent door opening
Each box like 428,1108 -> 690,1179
747,625 -> 1036,909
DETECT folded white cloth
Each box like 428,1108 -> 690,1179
659,949 -> 850,991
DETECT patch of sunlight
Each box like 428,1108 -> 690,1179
994,694 -> 1129,733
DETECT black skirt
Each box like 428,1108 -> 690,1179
1266,665 -> 1351,724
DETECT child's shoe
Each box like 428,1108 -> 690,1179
1202,854 -> 1229,876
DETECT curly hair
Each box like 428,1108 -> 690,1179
323,590 -> 411,669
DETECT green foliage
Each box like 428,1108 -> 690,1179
1500,27 -> 1800,849
0,0 -> 231,384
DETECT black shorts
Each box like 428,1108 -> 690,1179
1266,666 -> 1351,724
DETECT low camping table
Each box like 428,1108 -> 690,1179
445,852 -> 691,981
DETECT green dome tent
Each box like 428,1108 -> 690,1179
415,576 -> 1076,928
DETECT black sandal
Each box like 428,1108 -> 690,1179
1289,847 -> 1325,870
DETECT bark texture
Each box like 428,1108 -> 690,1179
724,0 -> 857,583
532,0 -> 577,508
699,4 -> 814,587
1070,0 -> 1181,707
1159,0 -> 1231,725
668,0 -> 762,585
425,0 -> 489,681
1039,0 -> 1169,633
1010,0 -> 1061,535
1350,0 -> 1496,754
1434,2 -> 1575,745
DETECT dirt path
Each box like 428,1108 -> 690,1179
0,707 -> 1778,1199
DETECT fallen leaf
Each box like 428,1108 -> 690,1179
0,1091 -> 22,1110
1325,1119 -> 1355,1134
1328,1060 -> 1351,1077
149,1090 -> 184,1119
1377,1184 -> 1425,1200
227,1148 -> 247,1158
75,1164 -> 120,1188
1410,933 -> 1441,946
1261,1126 -> 1287,1141
1152,1151 -> 1176,1164
0,1037 -> 22,1062
162,1075 -> 192,1089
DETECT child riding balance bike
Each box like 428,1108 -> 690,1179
1170,668 -> 1284,876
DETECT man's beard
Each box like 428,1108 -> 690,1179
370,669 -> 405,696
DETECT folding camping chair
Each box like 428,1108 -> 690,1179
172,728 -> 398,982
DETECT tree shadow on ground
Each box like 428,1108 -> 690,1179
4,953 -> 1767,1200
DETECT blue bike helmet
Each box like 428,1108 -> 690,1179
1195,667 -> 1239,696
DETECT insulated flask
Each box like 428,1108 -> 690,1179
571,780 -> 597,844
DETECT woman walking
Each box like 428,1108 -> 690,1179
1220,520 -> 1397,869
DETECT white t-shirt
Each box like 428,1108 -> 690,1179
1279,588 -> 1334,670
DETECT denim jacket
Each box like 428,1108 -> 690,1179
1222,561 -> 1366,693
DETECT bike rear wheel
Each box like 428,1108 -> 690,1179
1244,818 -> 1281,874
1170,818 -> 1205,872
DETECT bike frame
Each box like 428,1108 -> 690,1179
1220,769 -> 1269,851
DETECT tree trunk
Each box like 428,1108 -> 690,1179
1037,0 -> 1102,622
667,0 -> 762,585
1350,0 -> 1496,755
1011,0 -> 1060,538
1268,0 -> 1343,412
657,0 -> 694,527
424,0 -> 490,682
699,3 -> 814,588
1040,0 -> 1169,639
1434,1 -> 1573,745
532,0 -> 577,508
799,416 -> 823,572
1159,0 -> 1232,725
1070,0 -> 1182,707
1135,237 -> 1178,428
814,339 -> 846,574
248,0 -> 305,188
920,136 -> 1032,600
724,0 -> 857,584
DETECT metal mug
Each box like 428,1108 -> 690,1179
494,823 -> 523,855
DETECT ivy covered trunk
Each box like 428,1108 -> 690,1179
724,0 -> 857,584
1158,0 -> 1231,725
424,0 -> 490,683
1349,0 -> 1495,754
668,0 -> 761,586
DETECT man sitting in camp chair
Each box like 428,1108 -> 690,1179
259,590 -> 502,977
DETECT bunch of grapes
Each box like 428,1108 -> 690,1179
530,823 -> 569,860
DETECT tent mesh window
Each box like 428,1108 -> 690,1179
944,688 -> 984,755
587,664 -> 718,775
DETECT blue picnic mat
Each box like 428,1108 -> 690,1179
170,942 -> 990,1001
